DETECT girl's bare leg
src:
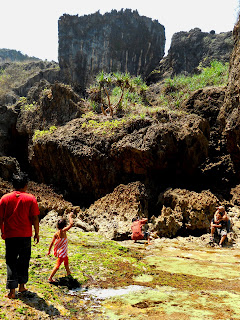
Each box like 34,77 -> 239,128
48,266 -> 59,282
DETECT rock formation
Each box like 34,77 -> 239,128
182,86 -> 237,189
58,9 -> 165,91
28,110 -> 209,205
0,105 -> 18,156
147,28 -> 233,83
218,16 -> 240,178
152,188 -> 218,237
82,181 -> 148,239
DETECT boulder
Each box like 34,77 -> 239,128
0,156 -> 20,180
29,114 -> 209,204
152,188 -> 219,237
81,181 -> 149,240
182,86 -> 236,188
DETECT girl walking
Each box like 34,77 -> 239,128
47,213 -> 74,282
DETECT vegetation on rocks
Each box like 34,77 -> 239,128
33,126 -> 58,141
151,60 -> 229,110
79,60 -> 228,133
87,71 -> 148,117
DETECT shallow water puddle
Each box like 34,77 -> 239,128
68,285 -> 148,299
67,285 -> 150,318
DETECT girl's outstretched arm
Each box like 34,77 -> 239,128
63,213 -> 74,232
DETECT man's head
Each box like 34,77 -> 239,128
216,206 -> 225,215
12,172 -> 29,191
215,212 -> 221,220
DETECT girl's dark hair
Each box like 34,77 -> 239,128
132,216 -> 139,222
12,172 -> 29,190
57,218 -> 67,230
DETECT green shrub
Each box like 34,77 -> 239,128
87,72 -> 148,116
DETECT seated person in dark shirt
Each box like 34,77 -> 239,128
210,208 -> 228,247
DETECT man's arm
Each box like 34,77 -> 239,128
220,212 -> 228,221
211,221 -> 222,228
32,215 -> 39,244
0,216 -> 4,239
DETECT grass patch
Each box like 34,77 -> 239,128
152,60 -> 229,112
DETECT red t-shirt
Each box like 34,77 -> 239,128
131,219 -> 147,240
0,191 -> 40,239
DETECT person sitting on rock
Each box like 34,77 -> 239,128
210,206 -> 229,247
131,216 -> 151,244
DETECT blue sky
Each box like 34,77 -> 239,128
0,0 -> 239,61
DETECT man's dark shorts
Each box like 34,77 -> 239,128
5,237 -> 31,289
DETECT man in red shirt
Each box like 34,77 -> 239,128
131,216 -> 151,244
0,173 -> 40,299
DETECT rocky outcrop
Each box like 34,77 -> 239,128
0,105 -> 18,156
58,10 -> 165,91
16,82 -> 84,136
80,181 -> 148,239
182,86 -> 236,188
152,188 -> 219,237
0,61 -> 60,106
29,114 -> 209,205
13,61 -> 60,97
0,156 -> 20,180
218,15 -> 240,178
147,28 -> 233,83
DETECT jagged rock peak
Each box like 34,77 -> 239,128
58,9 -> 165,92
147,28 -> 233,83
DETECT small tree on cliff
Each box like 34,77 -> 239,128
87,72 -> 148,117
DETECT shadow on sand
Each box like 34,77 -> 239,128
17,290 -> 60,316
49,275 -> 81,290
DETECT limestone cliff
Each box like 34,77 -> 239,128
58,9 -> 165,92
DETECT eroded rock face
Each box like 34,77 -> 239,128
0,105 -> 18,156
152,188 -> 219,237
147,28 -> 233,83
16,82 -> 84,136
58,10 -> 165,91
0,157 -> 20,180
80,181 -> 148,240
219,17 -> 240,177
182,86 -> 236,188
29,114 -> 209,204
